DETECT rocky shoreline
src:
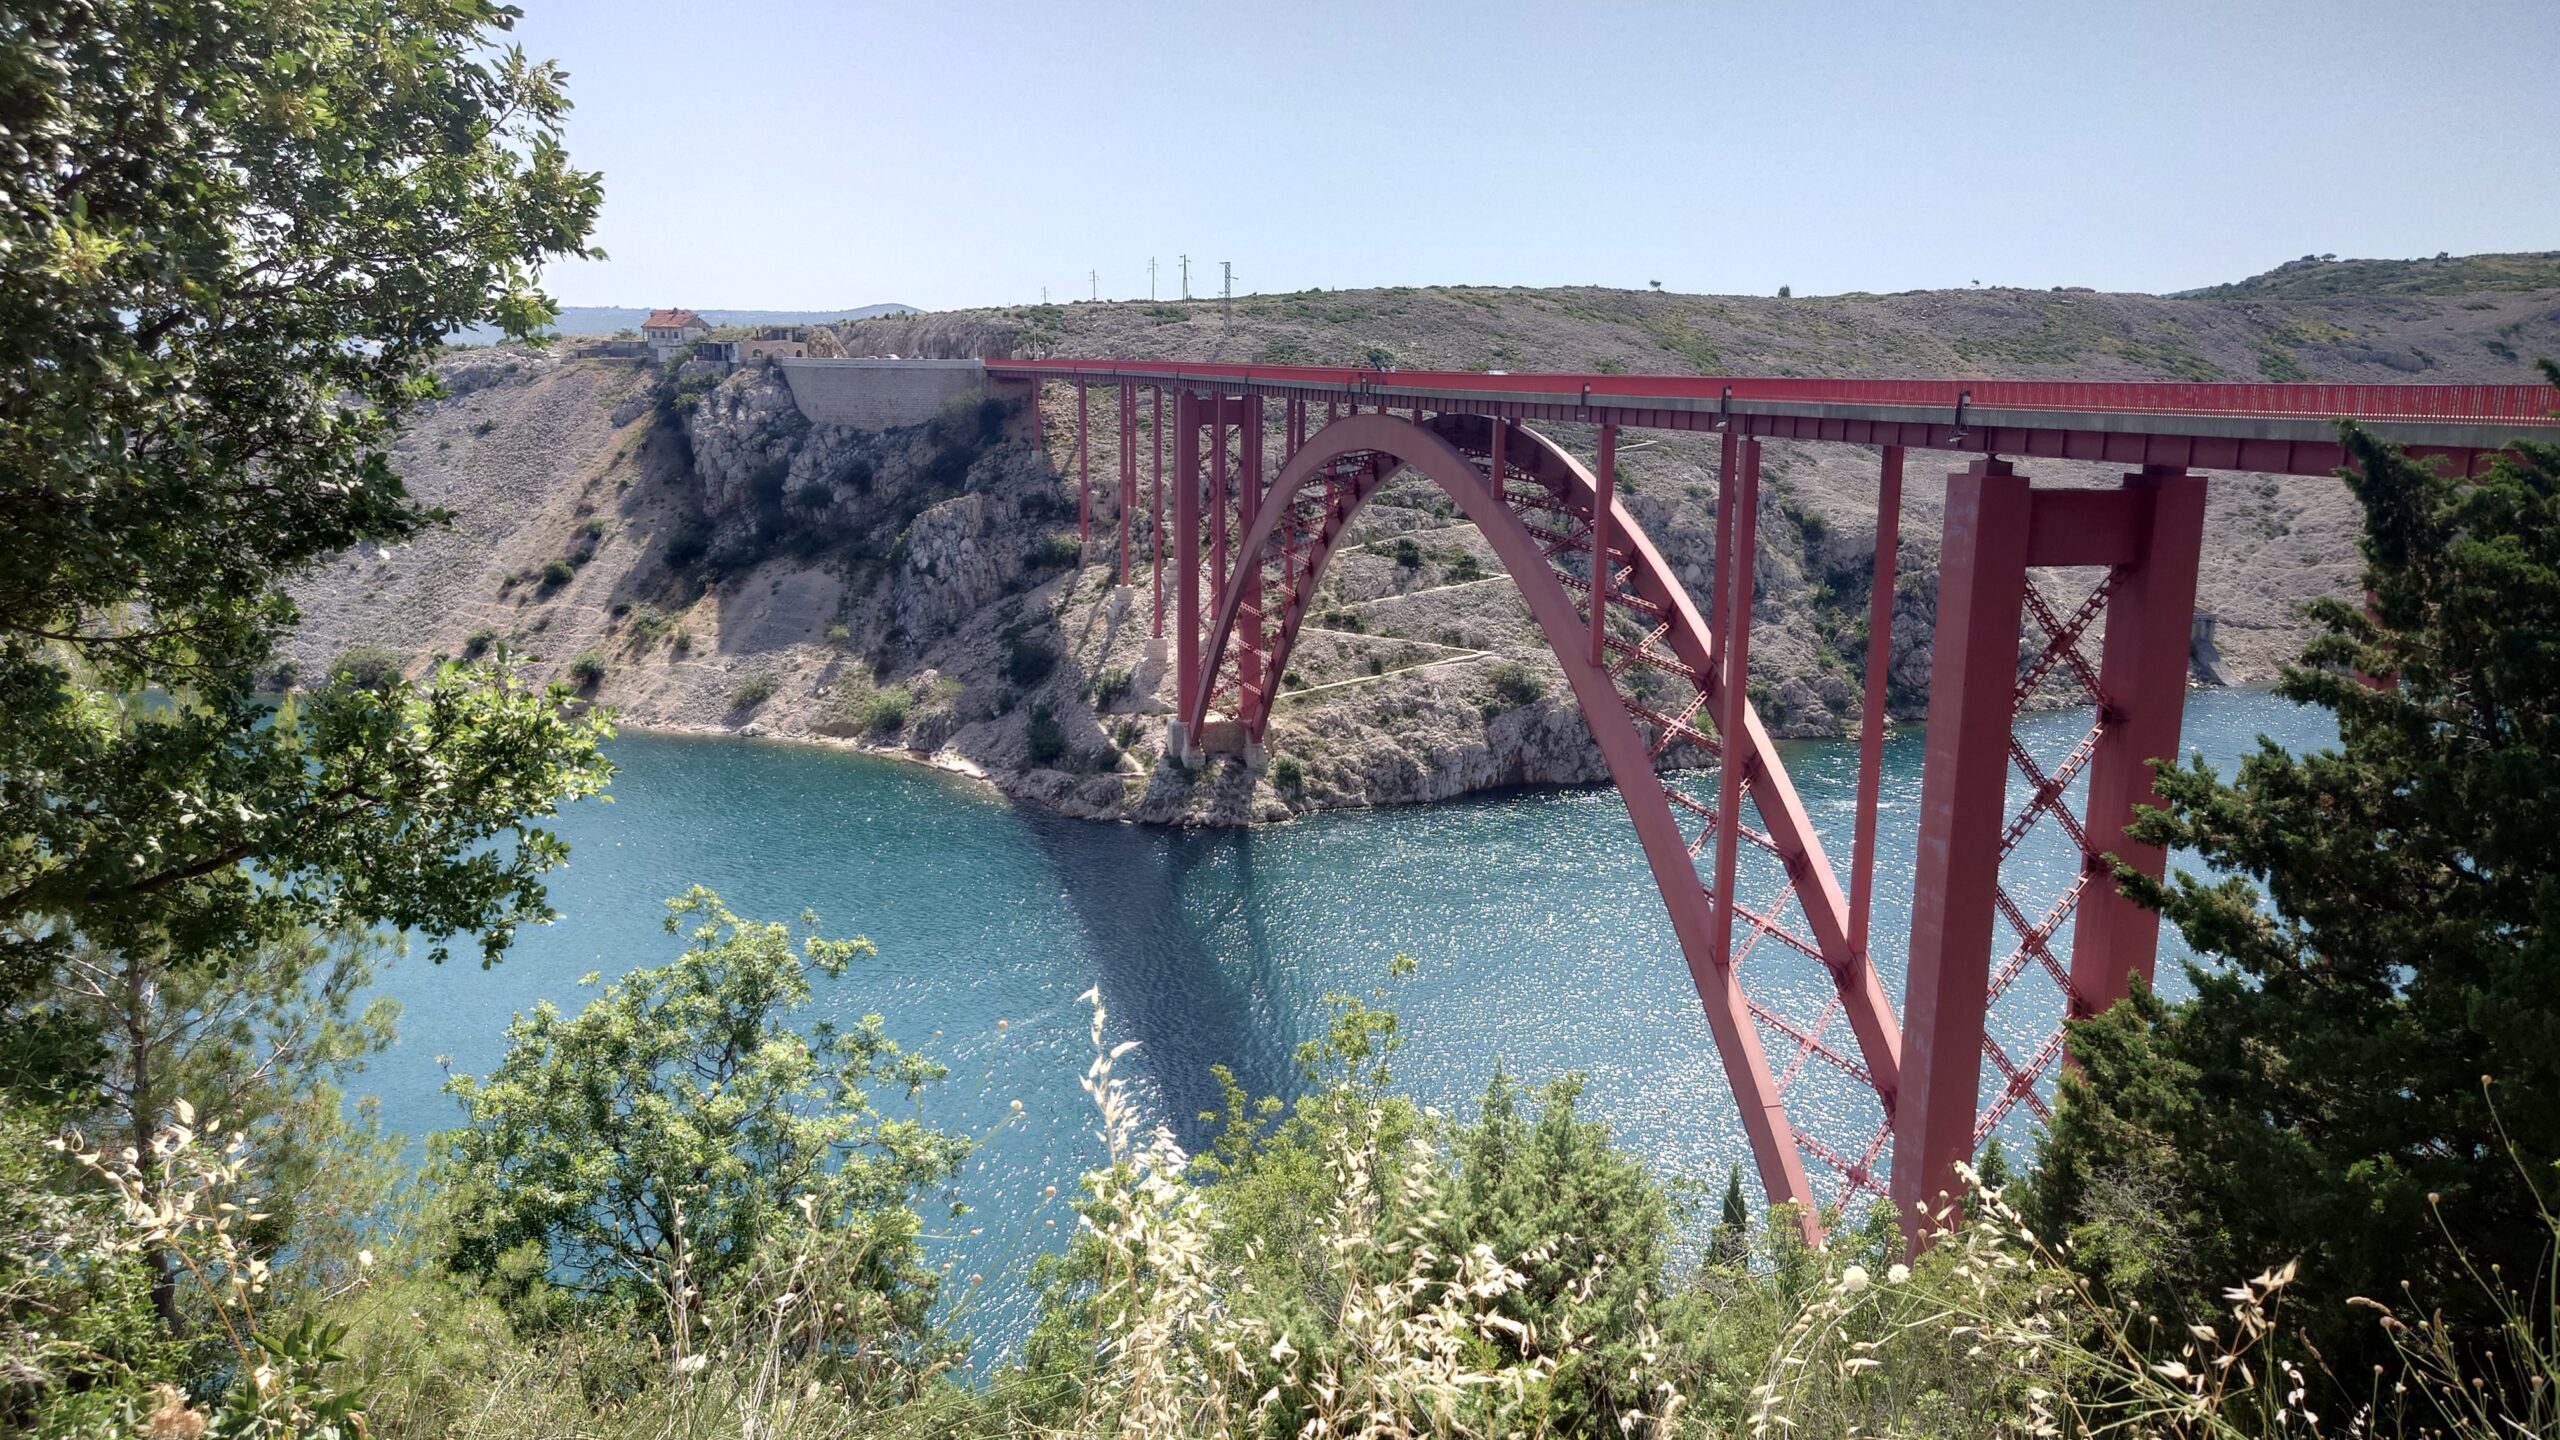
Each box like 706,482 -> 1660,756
271,253 -> 2553,826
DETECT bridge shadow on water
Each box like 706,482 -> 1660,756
1016,811 -> 1307,1154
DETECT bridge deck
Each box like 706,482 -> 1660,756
989,359 -> 2558,477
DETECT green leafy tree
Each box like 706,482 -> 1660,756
0,0 -> 611,1079
1975,1135 -> 2011,1194
1711,1165 -> 1749,1266
26,925 -> 401,1333
2033,373 -> 2560,1374
439,889 -> 971,1353
1451,1065 -> 1680,1434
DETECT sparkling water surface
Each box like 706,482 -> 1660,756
368,687 -> 2331,1351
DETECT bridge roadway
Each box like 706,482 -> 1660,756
982,358 -> 2555,1242
989,359 -> 2555,477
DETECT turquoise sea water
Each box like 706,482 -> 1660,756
364,687 -> 2331,1351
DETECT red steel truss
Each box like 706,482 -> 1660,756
1021,362 -> 2554,1243
1170,407 -> 1897,1225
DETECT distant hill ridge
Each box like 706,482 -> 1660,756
448,303 -> 917,346
2178,251 -> 2560,301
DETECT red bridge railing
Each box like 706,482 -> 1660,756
990,358 -> 2560,427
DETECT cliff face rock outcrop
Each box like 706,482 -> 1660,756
894,493 -> 1012,639
286,257 -> 2560,825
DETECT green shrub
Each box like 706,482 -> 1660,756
661,522 -> 711,571
730,673 -> 778,710
1030,532 -> 1082,569
671,627 -> 694,655
330,644 -> 404,693
568,649 -> 607,688
1270,754 -> 1305,792
1487,661 -> 1544,709
1005,633 -> 1058,688
461,627 -> 500,659
538,558 -> 575,591
823,683 -> 907,737
440,888 -> 968,1346
1391,536 -> 1423,569
1025,703 -> 1066,766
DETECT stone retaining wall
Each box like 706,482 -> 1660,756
775,358 -> 1032,431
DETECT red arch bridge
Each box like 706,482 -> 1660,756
988,358 -> 2555,1240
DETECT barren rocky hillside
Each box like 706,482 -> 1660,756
283,254 -> 2560,823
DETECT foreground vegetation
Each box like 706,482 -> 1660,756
3,0 -> 2555,1434
13,393 -> 2547,1435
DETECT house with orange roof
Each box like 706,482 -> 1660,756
641,307 -> 709,362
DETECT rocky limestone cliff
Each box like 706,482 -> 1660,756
282,259 -> 2560,825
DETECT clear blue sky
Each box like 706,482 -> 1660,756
510,0 -> 2560,312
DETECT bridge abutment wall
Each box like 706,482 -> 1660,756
774,358 -> 1034,435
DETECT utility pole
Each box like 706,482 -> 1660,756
1090,269 -> 1099,302
1041,286 -> 1048,305
1220,261 -> 1235,331
1148,257 -> 1158,300
1179,254 -> 1190,301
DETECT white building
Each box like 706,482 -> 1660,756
641,307 -> 709,362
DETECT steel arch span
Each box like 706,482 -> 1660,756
1017,361 -> 2548,1244
1179,408 -> 1903,1228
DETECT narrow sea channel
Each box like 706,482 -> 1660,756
366,687 -> 2331,1349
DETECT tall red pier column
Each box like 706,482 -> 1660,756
1589,422 -> 1617,668
1892,459 -> 2212,1240
1210,399 -> 1229,636
1150,384 -> 1166,642
1850,446 -> 1905,957
1116,383 -> 1135,587
1707,439 -> 1761,969
1076,384 -> 1091,549
1171,389 -> 1203,758
1240,404 -> 1266,729
2068,469 -> 2207,1017
1709,431 -> 1739,648
1893,458 -> 2033,1237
